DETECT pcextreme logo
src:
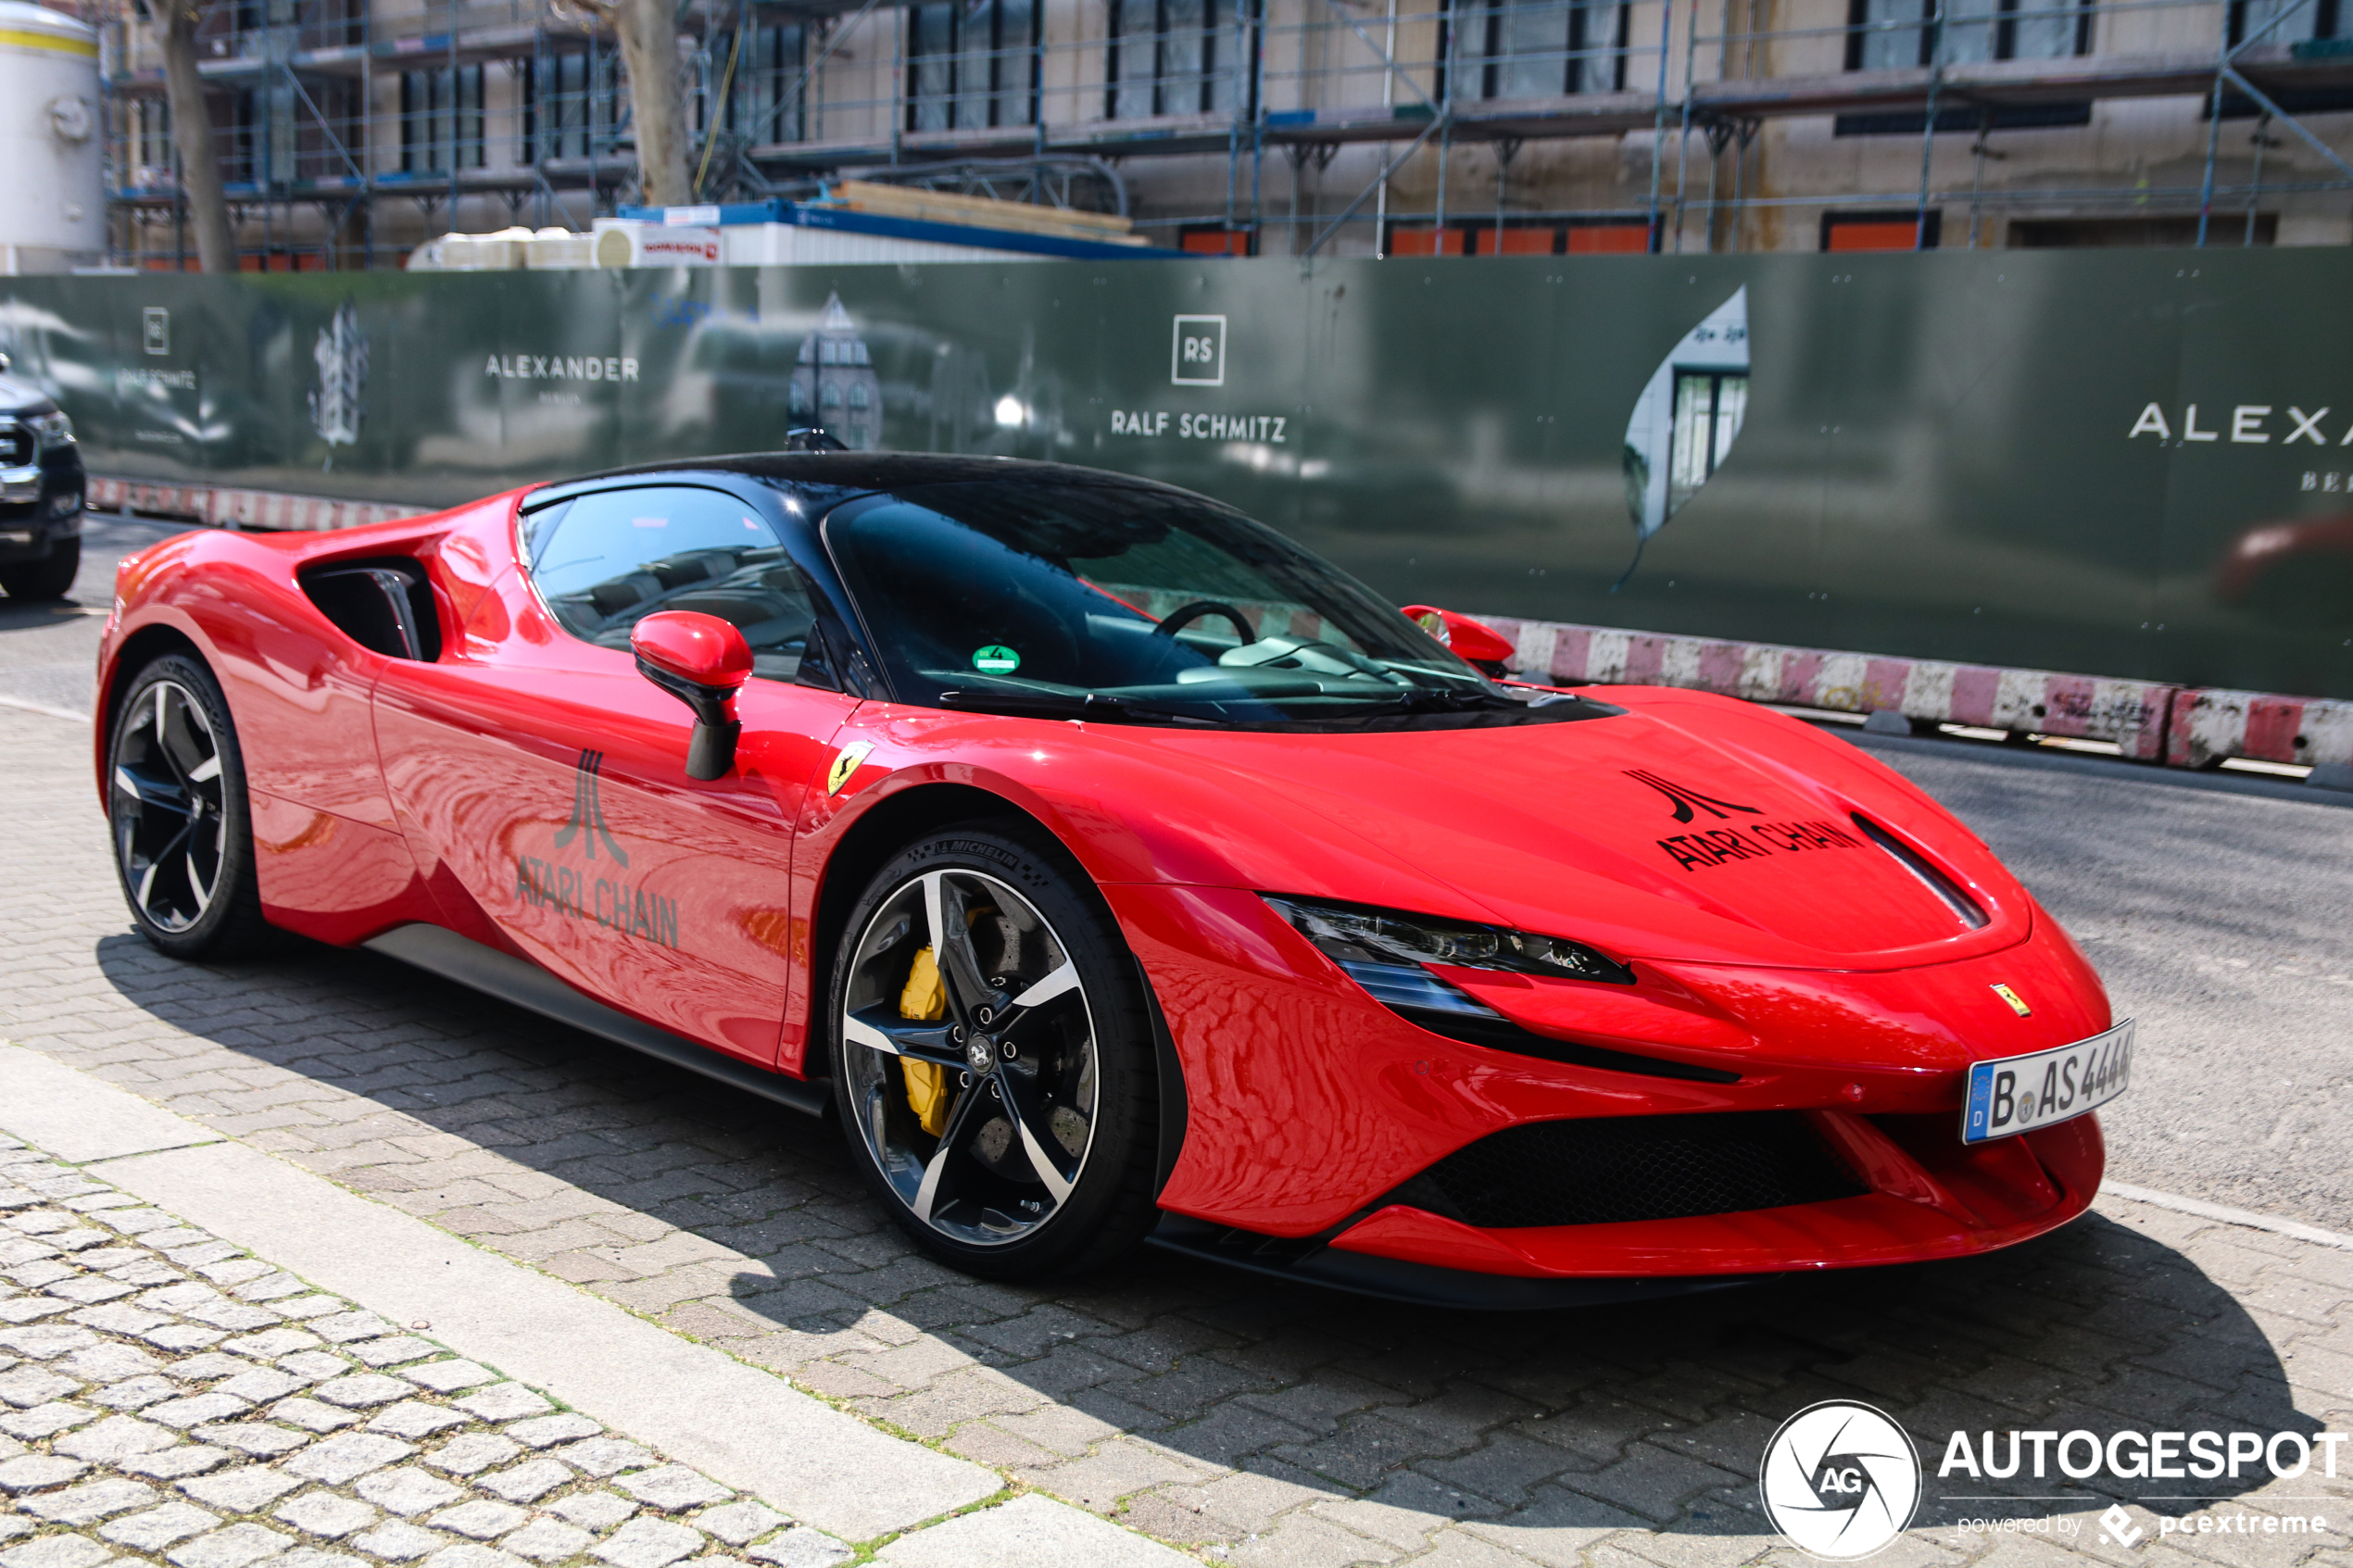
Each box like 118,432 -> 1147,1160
1760,1400 -> 1923,1561
512,749 -> 680,947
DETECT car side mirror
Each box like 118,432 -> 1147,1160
631,611 -> 752,781
1399,604 -> 1517,676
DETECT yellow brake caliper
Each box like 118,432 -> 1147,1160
899,946 -> 950,1136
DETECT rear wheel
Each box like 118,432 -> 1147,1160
828,822 -> 1160,1278
0,536 -> 80,601
108,656 -> 275,959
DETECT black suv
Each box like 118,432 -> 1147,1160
0,351 -> 86,601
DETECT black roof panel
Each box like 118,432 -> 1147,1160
558,451 -> 1177,494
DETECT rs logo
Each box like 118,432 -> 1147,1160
1170,314 -> 1227,386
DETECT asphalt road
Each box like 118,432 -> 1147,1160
0,511 -> 175,715
8,517 -> 2351,1230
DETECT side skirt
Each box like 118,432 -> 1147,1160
363,923 -> 830,1120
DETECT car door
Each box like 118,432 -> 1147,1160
375,482 -> 859,1064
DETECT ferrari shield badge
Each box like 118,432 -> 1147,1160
826,741 -> 875,797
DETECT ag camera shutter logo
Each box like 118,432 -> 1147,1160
1760,1400 -> 1921,1560
1172,315 -> 1226,386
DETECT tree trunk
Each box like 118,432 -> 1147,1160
152,0 -> 236,271
613,0 -> 691,207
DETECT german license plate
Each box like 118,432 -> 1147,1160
1961,1021 -> 2134,1144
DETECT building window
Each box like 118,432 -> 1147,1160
1821,208 -> 1941,249
907,0 -> 1038,132
403,65 -> 484,171
731,22 -> 809,145
134,98 -> 172,183
523,51 -> 607,162
2228,0 -> 2340,44
1106,0 -> 1239,119
1845,0 -> 2090,69
1447,0 -> 1628,100
1667,372 -> 1746,516
226,88 -> 265,186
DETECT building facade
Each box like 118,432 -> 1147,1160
84,0 -> 2353,268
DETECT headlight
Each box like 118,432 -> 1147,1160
1262,894 -> 1635,1013
31,411 -> 73,449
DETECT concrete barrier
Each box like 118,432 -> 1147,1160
1478,615 -> 2180,764
89,475 -> 426,533
2167,687 -> 2353,773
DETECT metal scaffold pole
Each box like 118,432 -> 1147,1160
1916,0 -> 1942,250
1646,0 -> 1670,248
1671,0 -> 1696,250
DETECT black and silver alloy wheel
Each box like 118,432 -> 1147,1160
108,656 -> 273,959
113,678 -> 227,932
829,824 -> 1160,1277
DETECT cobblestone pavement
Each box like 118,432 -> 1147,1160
0,1132 -> 856,1568
7,705 -> 2353,1568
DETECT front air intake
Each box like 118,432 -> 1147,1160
1384,1111 -> 1867,1229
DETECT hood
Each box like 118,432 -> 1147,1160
0,377 -> 57,418
1057,691 -> 2027,972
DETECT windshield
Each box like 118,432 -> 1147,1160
824,480 -> 1585,729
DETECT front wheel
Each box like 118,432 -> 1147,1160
107,655 -> 276,959
828,822 -> 1161,1279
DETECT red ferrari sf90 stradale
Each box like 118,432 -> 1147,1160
94,455 -> 2132,1307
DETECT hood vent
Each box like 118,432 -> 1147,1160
1851,814 -> 1989,931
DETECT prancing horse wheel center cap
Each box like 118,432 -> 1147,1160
965,1037 -> 998,1075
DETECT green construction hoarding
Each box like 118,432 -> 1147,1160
4,248 -> 2347,700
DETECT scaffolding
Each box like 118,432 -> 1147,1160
99,0 -> 2353,267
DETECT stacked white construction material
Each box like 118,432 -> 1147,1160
525,230 -> 592,269
405,185 -> 1180,272
407,227 -> 596,270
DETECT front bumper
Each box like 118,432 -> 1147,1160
0,449 -> 85,561
1110,881 -> 2109,1289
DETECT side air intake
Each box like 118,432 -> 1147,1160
301,559 -> 442,662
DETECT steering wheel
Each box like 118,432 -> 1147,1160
1152,599 -> 1256,644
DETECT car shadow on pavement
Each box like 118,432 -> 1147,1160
84,929 -> 2326,1554
0,601 -> 102,633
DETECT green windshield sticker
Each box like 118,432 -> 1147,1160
973,645 -> 1022,674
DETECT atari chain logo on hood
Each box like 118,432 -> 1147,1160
1624,770 -> 1867,872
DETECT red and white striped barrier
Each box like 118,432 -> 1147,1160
2167,687 -> 2353,771
88,476 -> 427,533
1477,615 -> 2179,763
